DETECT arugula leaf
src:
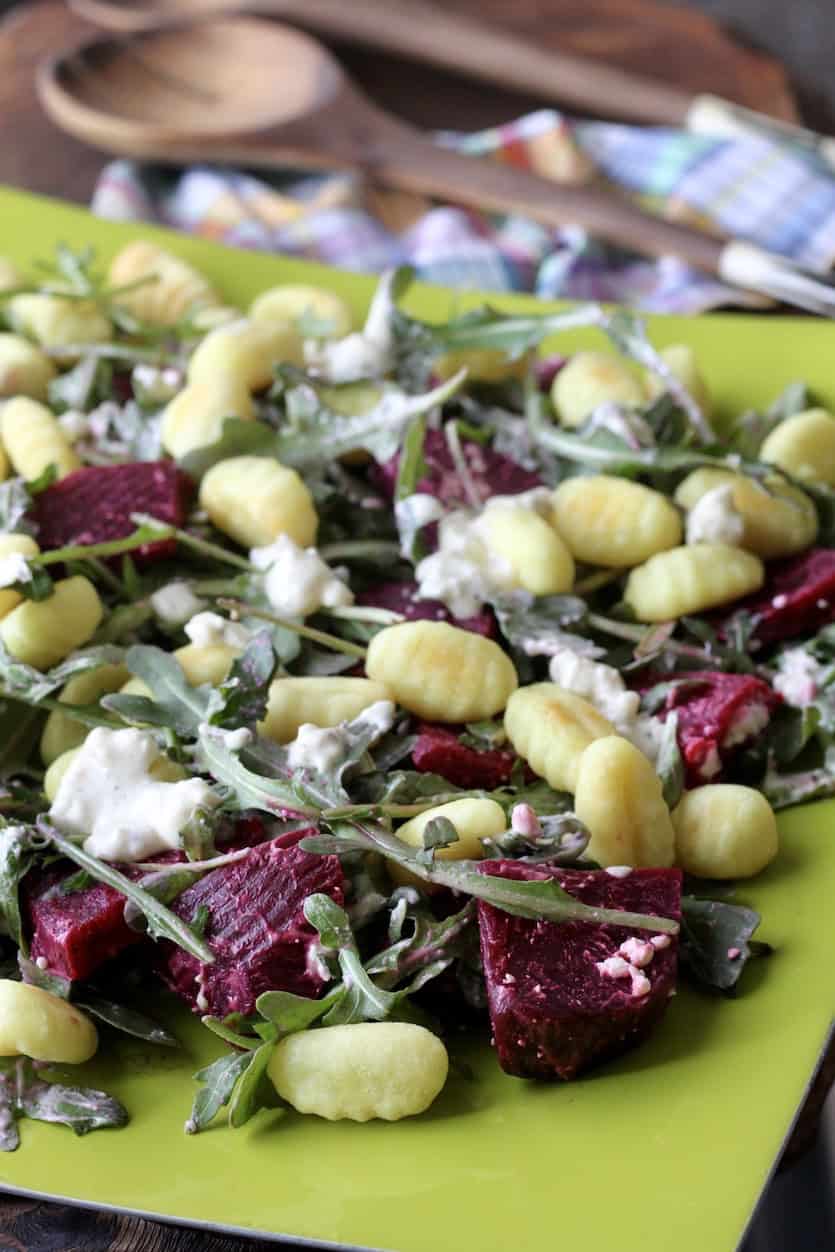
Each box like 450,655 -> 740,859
425,302 -> 604,357
481,811 -> 589,864
196,733 -> 320,817
227,1039 -> 277,1129
77,996 -> 179,1047
395,413 -> 429,502
0,478 -> 34,535
187,1051 -> 252,1133
104,644 -> 212,735
656,713 -> 684,809
0,825 -> 34,950
256,988 -> 339,1038
0,1056 -> 128,1149
209,631 -> 277,731
0,642 -> 125,705
179,418 -> 275,480
48,353 -> 112,413
18,954 -> 71,998
492,592 -> 590,654
680,896 -> 770,992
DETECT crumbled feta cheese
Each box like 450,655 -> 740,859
184,611 -> 253,650
49,727 -> 220,862
510,803 -> 541,839
596,956 -> 632,980
627,713 -> 667,763
722,700 -> 771,748
727,947 -> 741,960
250,535 -> 354,619
772,594 -> 788,609
287,701 -> 395,774
57,409 -> 90,442
548,649 -> 640,733
604,865 -> 633,878
629,970 -> 651,997
198,723 -> 253,752
700,745 -> 722,779
618,938 -> 655,968
35,956 -> 49,971
0,553 -> 31,589
303,271 -> 395,382
521,631 -> 605,660
394,492 -> 445,559
584,401 -> 655,449
650,934 -> 671,950
151,581 -> 207,626
773,647 -> 823,707
685,484 -> 745,546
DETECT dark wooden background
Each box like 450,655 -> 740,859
0,1 -> 833,1248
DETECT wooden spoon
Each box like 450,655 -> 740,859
36,18 -> 835,314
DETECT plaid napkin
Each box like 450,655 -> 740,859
91,109 -> 835,315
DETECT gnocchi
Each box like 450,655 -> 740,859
40,662 -> 130,764
574,736 -> 675,867
672,785 -> 779,878
267,1022 -> 449,1122
0,533 -> 40,619
759,407 -> 835,486
479,503 -> 575,595
0,980 -> 98,1063
199,455 -> 318,549
551,350 -> 646,427
395,797 -> 506,861
0,256 -> 23,291
0,395 -> 81,480
161,377 -> 256,459
645,343 -> 711,415
434,348 -> 530,384
7,292 -> 111,358
674,468 -> 817,558
365,621 -> 518,722
0,575 -> 103,669
624,544 -> 764,622
108,240 -> 222,325
250,283 -> 353,337
551,475 -> 682,567
187,317 -> 303,392
260,676 -> 391,744
504,683 -> 616,793
0,332 -> 57,400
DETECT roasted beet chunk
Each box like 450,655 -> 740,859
23,863 -> 146,982
357,579 -> 495,637
378,429 -> 542,507
477,863 -> 682,1080
731,548 -> 835,646
412,723 -> 518,789
657,670 -> 779,786
33,461 -> 194,563
158,840 -> 344,1018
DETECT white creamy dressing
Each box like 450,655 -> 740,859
250,535 -> 354,618
722,700 -> 771,748
394,493 -> 445,560
57,409 -> 90,443
286,700 -> 395,774
303,272 -> 395,383
0,553 -> 31,588
773,647 -> 824,707
184,611 -> 253,650
151,581 -> 207,626
685,483 -> 745,546
198,723 -> 253,752
49,727 -> 220,862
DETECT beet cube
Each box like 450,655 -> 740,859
357,579 -> 495,637
477,862 -> 682,1080
33,460 -> 194,563
412,722 -> 519,789
378,429 -> 542,507
158,839 -> 344,1018
657,670 -> 778,786
729,548 -> 835,646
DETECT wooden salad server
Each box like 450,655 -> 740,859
37,18 -> 835,316
68,0 -> 835,166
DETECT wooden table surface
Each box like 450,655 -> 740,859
0,1 -> 832,1248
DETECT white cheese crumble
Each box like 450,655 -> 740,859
596,956 -> 632,980
604,865 -> 633,878
250,535 -> 354,618
184,611 -> 252,650
548,649 -> 640,734
394,492 -> 445,559
722,700 -> 771,748
685,483 -> 745,546
198,724 -> 253,752
618,938 -> 655,968
49,727 -> 220,862
57,409 -> 90,442
650,934 -> 671,950
287,700 -> 395,774
303,271 -> 395,382
510,803 -> 541,838
773,647 -> 824,707
151,581 -> 207,626
597,934 -> 660,998
0,553 -> 31,588
699,745 -> 722,779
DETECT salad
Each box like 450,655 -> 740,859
0,240 -> 832,1145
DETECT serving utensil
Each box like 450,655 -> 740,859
37,17 -> 835,316
68,0 -> 835,167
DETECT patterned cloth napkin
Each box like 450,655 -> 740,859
91,108 -> 835,314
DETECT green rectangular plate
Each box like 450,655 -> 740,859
1,186 -> 834,1252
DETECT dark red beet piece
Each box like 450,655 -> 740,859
729,548 -> 835,646
477,863 -> 682,1080
33,460 -> 194,563
158,839 -> 343,1018
378,429 -> 542,507
357,579 -> 495,637
412,723 -> 518,789
533,354 -> 567,392
656,670 -> 778,786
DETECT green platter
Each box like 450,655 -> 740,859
0,186 -> 834,1252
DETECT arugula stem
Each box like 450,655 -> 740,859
129,517 -> 254,572
0,688 -> 121,729
32,528 -> 163,566
573,568 -> 626,596
321,605 -> 405,625
319,540 -> 402,561
86,557 -> 129,598
217,600 -> 367,659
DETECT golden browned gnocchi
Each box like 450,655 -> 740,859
161,377 -> 256,459
478,504 -> 575,595
108,240 -> 222,325
574,736 -> 675,867
40,661 -> 130,765
187,317 -> 303,392
551,350 -> 646,427
0,980 -> 98,1063
7,292 -> 111,357
0,395 -> 81,480
675,468 -> 817,558
366,620 -> 518,722
0,575 -> 103,669
267,1022 -> 448,1122
0,332 -> 57,400
504,684 -> 616,793
0,533 -> 39,618
760,407 -> 835,486
199,455 -> 318,549
260,676 -> 391,744
624,544 -> 763,622
250,284 -> 353,337
672,785 -> 779,878
551,474 -> 682,567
